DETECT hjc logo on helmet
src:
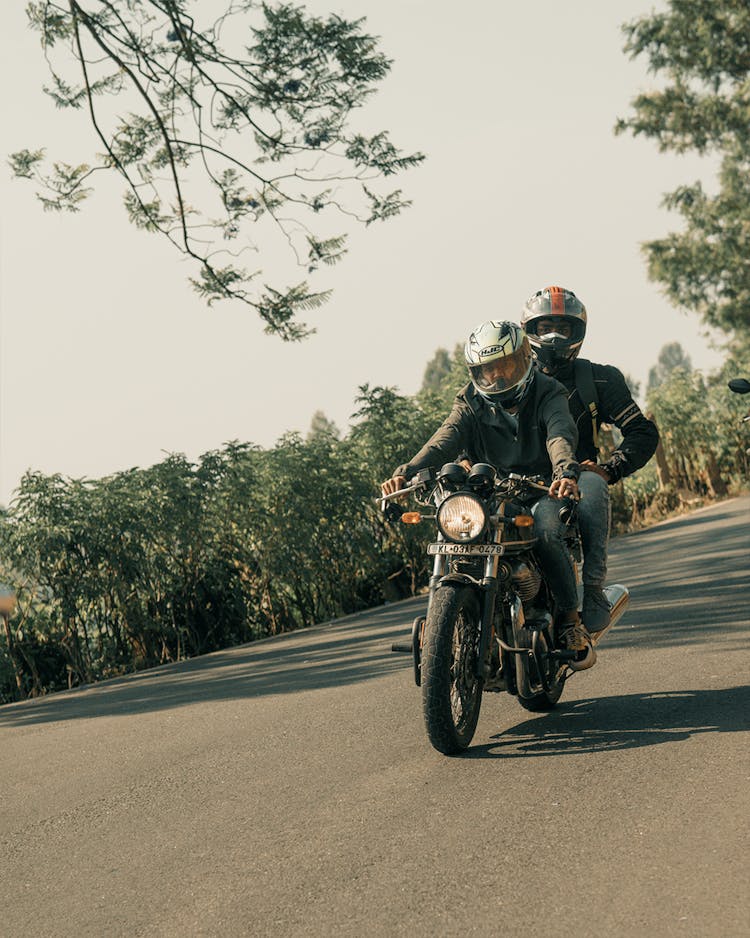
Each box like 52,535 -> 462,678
479,345 -> 502,357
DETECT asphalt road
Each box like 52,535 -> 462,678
1,497 -> 748,938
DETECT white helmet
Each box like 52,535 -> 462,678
464,321 -> 534,407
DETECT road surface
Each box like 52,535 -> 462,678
1,497 -> 748,937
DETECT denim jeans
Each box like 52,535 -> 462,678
531,495 -> 579,612
577,470 -> 610,588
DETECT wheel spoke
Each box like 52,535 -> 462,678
449,611 -> 478,726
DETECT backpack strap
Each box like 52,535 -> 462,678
574,358 -> 599,449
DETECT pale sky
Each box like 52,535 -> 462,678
0,1 -> 724,506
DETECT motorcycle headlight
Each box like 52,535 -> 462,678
436,493 -> 488,543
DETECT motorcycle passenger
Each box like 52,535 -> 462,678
381,320 -> 596,671
521,286 -> 659,635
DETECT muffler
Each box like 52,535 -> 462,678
590,583 -> 629,646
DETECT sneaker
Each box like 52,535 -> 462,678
558,619 -> 596,671
583,587 -> 611,637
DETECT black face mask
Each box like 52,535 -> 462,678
535,348 -> 577,376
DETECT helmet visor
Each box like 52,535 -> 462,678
469,343 -> 532,394
528,316 -> 584,350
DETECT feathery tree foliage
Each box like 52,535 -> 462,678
9,1 -> 424,340
616,0 -> 750,334
647,341 -> 693,391
307,409 -> 340,441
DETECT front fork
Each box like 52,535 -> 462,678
423,548 -> 503,685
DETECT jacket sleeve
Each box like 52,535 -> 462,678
598,365 -> 659,483
540,381 -> 580,482
393,397 -> 473,480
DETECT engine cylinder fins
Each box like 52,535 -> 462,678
510,560 -> 541,603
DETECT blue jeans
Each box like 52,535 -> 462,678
577,470 -> 610,588
531,495 -> 579,613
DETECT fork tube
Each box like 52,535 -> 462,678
427,553 -> 445,608
474,526 -> 502,679
475,580 -> 497,680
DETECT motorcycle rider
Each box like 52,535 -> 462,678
521,286 -> 659,635
381,320 -> 596,671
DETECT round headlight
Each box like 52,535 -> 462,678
437,493 -> 487,543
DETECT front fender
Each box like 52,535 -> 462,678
437,572 -> 485,589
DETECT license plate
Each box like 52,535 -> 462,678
427,543 -> 505,556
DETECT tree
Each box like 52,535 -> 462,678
616,0 -> 750,334
307,410 -> 340,441
10,1 -> 424,340
647,341 -> 693,391
416,342 -> 467,424
421,348 -> 452,393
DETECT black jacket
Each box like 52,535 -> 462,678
552,359 -> 659,483
395,371 -> 579,484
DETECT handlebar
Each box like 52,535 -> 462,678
378,469 -> 579,526
379,471 -> 580,503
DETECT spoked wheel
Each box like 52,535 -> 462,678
421,585 -> 483,754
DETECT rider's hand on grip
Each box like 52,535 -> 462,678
557,496 -> 579,526
380,474 -> 407,497
549,476 -> 579,500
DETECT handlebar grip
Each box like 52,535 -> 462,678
558,496 -> 578,526
382,501 -> 405,524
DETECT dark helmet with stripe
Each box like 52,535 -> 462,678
521,285 -> 587,374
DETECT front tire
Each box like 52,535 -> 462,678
421,585 -> 483,754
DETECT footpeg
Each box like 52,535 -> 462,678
483,673 -> 507,692
550,648 -> 578,661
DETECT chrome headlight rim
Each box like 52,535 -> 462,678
436,492 -> 488,544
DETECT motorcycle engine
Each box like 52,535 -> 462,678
510,559 -> 541,604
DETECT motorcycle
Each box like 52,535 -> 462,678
382,462 -> 629,755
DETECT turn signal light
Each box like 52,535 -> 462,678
514,515 -> 534,528
401,512 -> 422,525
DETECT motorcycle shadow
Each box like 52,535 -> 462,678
465,685 -> 750,758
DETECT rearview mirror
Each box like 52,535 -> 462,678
728,378 -> 750,394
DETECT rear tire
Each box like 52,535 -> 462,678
421,585 -> 483,754
517,637 -> 566,712
517,676 -> 564,712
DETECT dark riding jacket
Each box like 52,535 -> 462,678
553,360 -> 659,483
394,371 -> 579,484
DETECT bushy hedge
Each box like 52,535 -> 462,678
1,343 -> 747,702
0,386 -> 439,701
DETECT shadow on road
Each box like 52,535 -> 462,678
466,685 -> 750,759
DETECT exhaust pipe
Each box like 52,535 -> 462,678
590,583 -> 629,647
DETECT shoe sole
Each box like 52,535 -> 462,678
568,645 -> 596,672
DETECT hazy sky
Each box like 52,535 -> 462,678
0,1 -> 724,505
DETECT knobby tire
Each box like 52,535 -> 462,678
421,585 -> 483,755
